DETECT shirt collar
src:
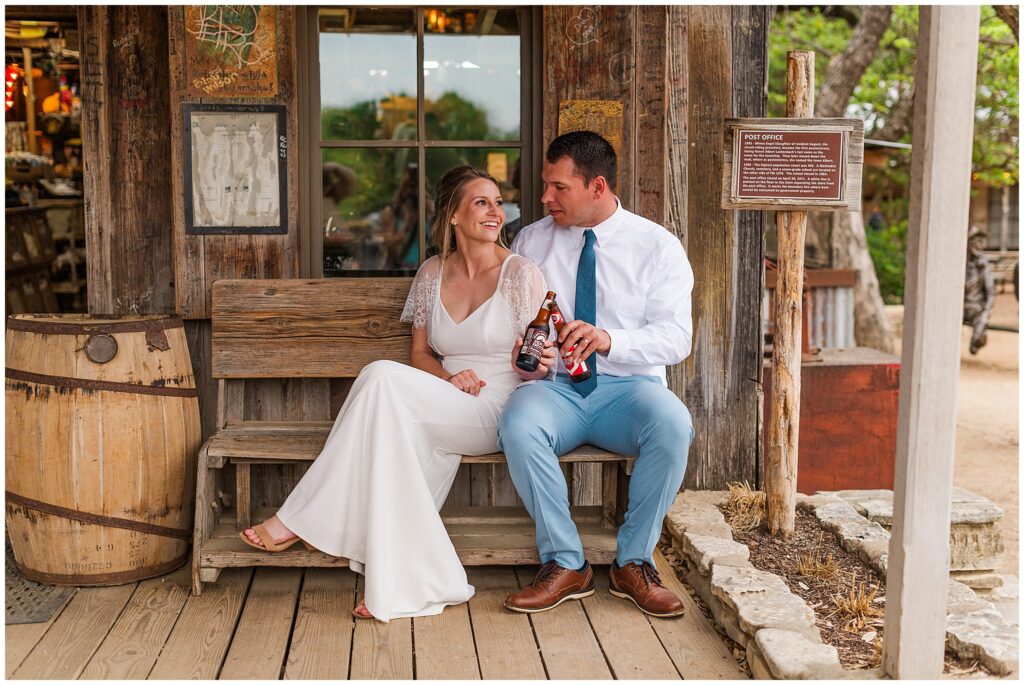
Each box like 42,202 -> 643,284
573,198 -> 624,248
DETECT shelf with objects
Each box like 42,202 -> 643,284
5,14 -> 85,314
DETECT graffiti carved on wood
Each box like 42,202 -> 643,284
184,5 -> 278,98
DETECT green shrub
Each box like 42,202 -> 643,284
866,219 -> 907,304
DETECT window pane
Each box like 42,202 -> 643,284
426,147 -> 523,251
320,9 -> 416,141
322,148 -> 421,276
423,9 -> 520,141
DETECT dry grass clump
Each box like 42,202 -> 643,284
794,531 -> 841,580
722,481 -> 766,532
828,570 -> 884,632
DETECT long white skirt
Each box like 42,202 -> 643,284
277,359 -> 507,622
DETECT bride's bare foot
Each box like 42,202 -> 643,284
242,515 -> 295,547
353,600 -> 372,619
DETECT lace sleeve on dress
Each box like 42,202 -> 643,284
500,255 -> 548,339
400,256 -> 441,329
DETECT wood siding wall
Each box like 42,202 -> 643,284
79,6 -> 175,315
167,7 -> 300,320
545,6 -> 768,488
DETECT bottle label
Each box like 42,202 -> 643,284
519,328 -> 547,358
564,354 -> 589,377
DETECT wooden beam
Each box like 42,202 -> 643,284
765,50 -> 813,536
882,6 -> 980,679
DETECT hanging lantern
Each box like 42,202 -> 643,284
5,65 -> 20,110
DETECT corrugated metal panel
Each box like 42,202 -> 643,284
762,284 -> 855,349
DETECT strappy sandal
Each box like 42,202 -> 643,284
238,523 -> 315,552
352,599 -> 373,620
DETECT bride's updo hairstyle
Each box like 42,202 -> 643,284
431,165 -> 502,263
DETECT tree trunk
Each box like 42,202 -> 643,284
816,6 -> 893,117
994,6 -> 1019,43
830,210 -> 897,353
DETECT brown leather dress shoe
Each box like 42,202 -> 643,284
608,561 -> 685,618
503,561 -> 595,613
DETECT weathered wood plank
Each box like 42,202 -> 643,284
79,6 -> 175,315
651,549 -> 748,679
211,277 -> 414,377
544,6 -> 636,208
681,5 -> 765,489
79,567 -> 191,679
11,584 -> 136,679
581,569 -> 681,679
4,594 -> 73,678
466,567 -> 547,679
167,7 -> 298,319
412,602 -> 480,679
515,566 -> 613,679
149,567 -> 252,680
634,5 -> 668,222
284,569 -> 357,680
219,567 -> 302,679
349,583 -> 414,680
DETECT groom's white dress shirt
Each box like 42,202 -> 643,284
511,201 -> 694,386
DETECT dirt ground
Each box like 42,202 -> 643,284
893,292 -> 1019,577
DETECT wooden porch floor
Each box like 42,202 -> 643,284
6,551 -> 747,680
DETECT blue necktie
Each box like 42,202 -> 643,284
573,229 -> 597,397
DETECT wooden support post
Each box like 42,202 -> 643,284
601,462 -> 618,529
883,6 -> 980,678
765,51 -> 813,537
235,463 -> 252,531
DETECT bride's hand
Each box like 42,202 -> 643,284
511,337 -> 557,381
447,369 -> 486,396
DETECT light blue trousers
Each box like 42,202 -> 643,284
498,374 -> 694,569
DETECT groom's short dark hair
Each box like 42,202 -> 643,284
546,131 -> 617,191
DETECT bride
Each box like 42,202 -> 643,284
240,166 -> 554,622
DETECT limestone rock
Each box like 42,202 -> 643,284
946,579 -> 990,615
681,532 -> 750,573
949,524 -> 1004,571
711,566 -> 820,643
814,502 -> 867,533
993,575 -> 1018,601
953,570 -> 1005,591
679,489 -> 730,507
946,606 -> 1019,676
752,628 -> 844,679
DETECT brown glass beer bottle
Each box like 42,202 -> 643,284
548,297 -> 593,382
515,291 -> 555,372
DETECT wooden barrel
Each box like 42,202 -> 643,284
5,314 -> 201,586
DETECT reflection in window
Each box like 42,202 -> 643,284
322,150 -> 427,275
425,148 -> 522,251
316,8 -> 524,277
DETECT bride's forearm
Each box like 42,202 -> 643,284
409,350 -> 451,381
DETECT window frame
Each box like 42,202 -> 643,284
298,6 -> 541,278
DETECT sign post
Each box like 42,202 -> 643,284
720,50 -> 864,537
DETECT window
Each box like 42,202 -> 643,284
301,7 -> 537,277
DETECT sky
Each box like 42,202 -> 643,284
319,33 -> 521,135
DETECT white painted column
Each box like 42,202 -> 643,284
883,6 -> 980,679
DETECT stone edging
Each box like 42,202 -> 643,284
665,490 -> 1019,679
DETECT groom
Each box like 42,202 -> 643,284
501,130 -> 695,617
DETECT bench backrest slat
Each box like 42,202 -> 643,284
212,278 -> 414,378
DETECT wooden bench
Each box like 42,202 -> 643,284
191,278 -> 635,594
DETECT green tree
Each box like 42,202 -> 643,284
770,6 -> 1019,305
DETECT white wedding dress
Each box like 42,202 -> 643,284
276,253 -> 547,622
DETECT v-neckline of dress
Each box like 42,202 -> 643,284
438,254 -> 514,326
